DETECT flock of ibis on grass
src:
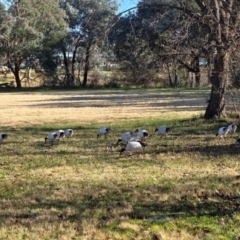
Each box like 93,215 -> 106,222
97,126 -> 171,155
0,123 -> 239,156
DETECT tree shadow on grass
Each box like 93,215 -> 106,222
1,174 -> 239,237
151,139 -> 240,158
124,176 -> 240,222
22,91 -> 208,112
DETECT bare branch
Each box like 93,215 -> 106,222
194,0 -> 207,13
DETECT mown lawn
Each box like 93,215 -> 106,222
0,115 -> 240,240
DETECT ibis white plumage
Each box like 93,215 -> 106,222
116,131 -> 135,145
97,127 -> 111,139
119,140 -> 147,155
129,137 -> 142,142
155,126 -> 171,136
134,129 -> 149,139
45,132 -> 58,143
65,129 -> 74,138
216,127 -> 229,138
56,129 -> 65,139
227,124 -> 237,135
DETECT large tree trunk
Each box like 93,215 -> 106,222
71,48 -> 77,86
62,48 -> 71,87
14,70 -> 21,88
204,50 -> 228,119
7,60 -> 21,88
204,0 -> 233,119
82,42 -> 91,87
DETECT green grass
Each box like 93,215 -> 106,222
0,117 -> 240,239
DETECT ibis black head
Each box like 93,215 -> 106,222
119,148 -> 126,155
235,138 -> 240,145
45,137 -> 48,143
106,128 -> 111,133
166,128 -> 171,133
116,138 -> 122,145
143,132 -> 148,137
2,134 -> 8,140
154,128 -> 158,133
59,132 -> 65,138
139,141 -> 147,147
54,133 -> 58,139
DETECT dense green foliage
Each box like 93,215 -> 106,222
1,0 -> 240,119
111,0 -> 240,118
59,0 -> 117,87
0,0 -> 68,87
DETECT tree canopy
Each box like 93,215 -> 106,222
0,0 -> 240,119
0,0 -> 68,87
59,0 -> 117,87
111,0 -> 240,118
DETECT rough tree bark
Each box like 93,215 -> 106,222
13,66 -> 21,88
7,59 -> 21,88
82,42 -> 92,87
137,0 -> 238,119
204,50 -> 229,119
62,48 -> 73,87
204,0 -> 233,118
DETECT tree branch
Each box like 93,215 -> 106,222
194,0 -> 207,13
178,59 -> 199,73
116,3 -> 201,21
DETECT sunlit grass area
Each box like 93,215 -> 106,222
0,88 -> 208,127
0,114 -> 240,239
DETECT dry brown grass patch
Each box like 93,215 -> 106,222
0,90 -> 206,126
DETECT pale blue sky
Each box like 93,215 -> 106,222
117,0 -> 139,14
0,0 -> 139,15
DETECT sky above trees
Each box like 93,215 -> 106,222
0,0 -> 139,14
117,0 -> 139,13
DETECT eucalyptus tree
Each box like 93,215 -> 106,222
110,1 -> 201,87
0,2 -> 12,65
135,0 -> 240,119
109,12 -> 168,86
59,0 -> 117,87
136,0 -> 211,87
109,14 -> 145,71
0,0 -> 67,88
